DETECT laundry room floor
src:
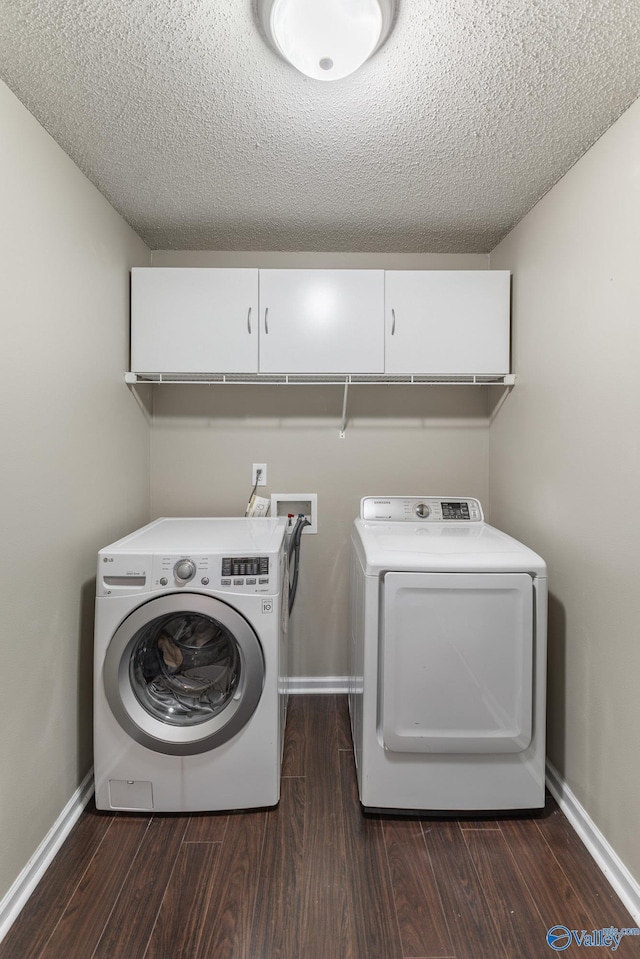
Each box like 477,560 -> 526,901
1,695 -> 636,959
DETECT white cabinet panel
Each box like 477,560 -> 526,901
131,268 -> 258,373
258,269 -> 385,373
385,271 -> 510,374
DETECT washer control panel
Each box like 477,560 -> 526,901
360,496 -> 483,523
220,555 -> 270,589
151,554 -> 273,592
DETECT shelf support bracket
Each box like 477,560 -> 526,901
339,380 -> 349,438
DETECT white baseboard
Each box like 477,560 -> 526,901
0,769 -> 95,944
546,760 -> 640,925
287,676 -> 349,694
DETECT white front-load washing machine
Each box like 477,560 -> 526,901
349,496 -> 547,812
94,516 -> 288,812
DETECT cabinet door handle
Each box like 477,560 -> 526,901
391,308 -> 396,335
264,307 -> 269,334
247,307 -> 252,334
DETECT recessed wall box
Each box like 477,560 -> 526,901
270,494 -> 317,534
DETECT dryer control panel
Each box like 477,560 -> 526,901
360,496 -> 483,523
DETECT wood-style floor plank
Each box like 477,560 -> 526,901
189,807 -> 269,959
281,693 -> 306,777
335,692 -> 353,751
0,806 -> 112,959
298,696 -> 353,959
535,801 -> 638,929
92,814 -> 188,959
457,816 -> 501,830
463,827 -> 549,959
382,817 -> 454,959
182,811 -> 229,843
250,776 -> 306,959
340,751 -> 403,959
422,819 -> 509,959
144,842 -> 221,959
499,816 -> 614,958
34,815 -> 150,959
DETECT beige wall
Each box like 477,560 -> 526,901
489,98 -> 640,883
0,81 -> 151,902
150,251 -> 491,677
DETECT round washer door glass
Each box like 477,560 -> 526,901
130,611 -> 240,725
104,593 -> 265,755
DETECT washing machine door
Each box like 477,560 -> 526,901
103,593 -> 265,755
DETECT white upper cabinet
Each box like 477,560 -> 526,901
130,268 -> 510,379
131,268 -> 259,373
258,269 -> 385,373
384,271 -> 511,375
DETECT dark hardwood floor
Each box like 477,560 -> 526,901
1,695 -> 637,959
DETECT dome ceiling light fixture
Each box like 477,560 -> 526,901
257,0 -> 397,82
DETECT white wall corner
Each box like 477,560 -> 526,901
546,761 -> 640,925
0,770 -> 95,944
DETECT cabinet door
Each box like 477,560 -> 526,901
258,270 -> 384,373
131,268 -> 258,373
385,271 -> 510,375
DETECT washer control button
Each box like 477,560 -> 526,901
221,578 -> 231,586
174,559 -> 196,582
159,577 -> 168,586
200,576 -> 210,585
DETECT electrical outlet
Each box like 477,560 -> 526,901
252,463 -> 267,486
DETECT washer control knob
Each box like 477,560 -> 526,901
159,577 -> 168,586
414,503 -> 431,519
174,559 -> 196,582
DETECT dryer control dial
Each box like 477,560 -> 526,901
174,558 -> 196,583
414,503 -> 431,519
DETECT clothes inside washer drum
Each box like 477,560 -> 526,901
165,663 -> 233,696
157,630 -> 236,693
158,634 -> 183,669
130,613 -> 241,721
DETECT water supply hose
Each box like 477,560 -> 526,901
288,514 -> 311,615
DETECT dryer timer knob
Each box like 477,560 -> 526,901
414,503 -> 431,519
174,559 -> 196,582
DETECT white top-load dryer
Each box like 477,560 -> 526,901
349,496 -> 547,812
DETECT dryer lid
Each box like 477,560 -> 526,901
352,517 -> 546,576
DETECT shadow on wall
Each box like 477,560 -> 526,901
143,383 -> 490,425
546,591 -> 567,777
77,578 -> 96,781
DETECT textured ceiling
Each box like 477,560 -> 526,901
1,1 -> 640,252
